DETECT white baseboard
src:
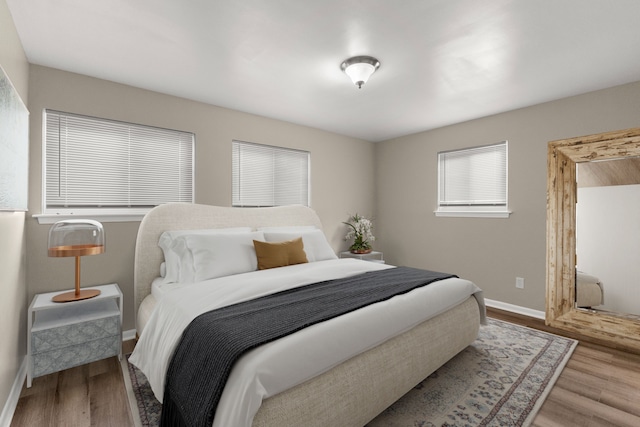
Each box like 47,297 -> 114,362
123,329 -> 137,341
485,298 -> 545,320
0,356 -> 26,427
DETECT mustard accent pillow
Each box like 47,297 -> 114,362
253,237 -> 309,270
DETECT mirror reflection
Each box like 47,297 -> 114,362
576,157 -> 640,316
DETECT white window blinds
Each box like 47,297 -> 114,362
436,141 -> 509,217
232,140 -> 309,207
44,110 -> 194,213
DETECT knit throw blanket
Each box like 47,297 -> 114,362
161,266 -> 456,427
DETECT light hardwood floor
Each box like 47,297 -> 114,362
10,309 -> 640,427
489,309 -> 640,427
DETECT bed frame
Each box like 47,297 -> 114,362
134,203 -> 482,426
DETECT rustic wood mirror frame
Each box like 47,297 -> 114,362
547,127 -> 640,353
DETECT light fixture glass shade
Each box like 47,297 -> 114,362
345,63 -> 375,87
48,219 -> 105,302
340,56 -> 380,89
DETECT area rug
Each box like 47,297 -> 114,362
122,318 -> 577,427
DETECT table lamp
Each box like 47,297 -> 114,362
48,219 -> 105,303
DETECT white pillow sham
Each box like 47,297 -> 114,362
184,231 -> 265,282
263,229 -> 337,262
257,226 -> 317,232
158,226 -> 335,283
158,227 -> 252,283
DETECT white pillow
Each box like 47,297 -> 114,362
184,231 -> 265,282
158,235 -> 190,283
263,229 -> 337,262
158,227 -> 252,283
159,227 -> 252,249
257,226 -> 317,232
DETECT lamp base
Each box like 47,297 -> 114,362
52,288 -> 101,303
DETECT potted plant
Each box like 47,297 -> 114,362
344,214 -> 375,254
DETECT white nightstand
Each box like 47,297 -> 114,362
27,283 -> 122,387
339,251 -> 385,263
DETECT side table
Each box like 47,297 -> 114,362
339,251 -> 385,263
27,283 -> 122,387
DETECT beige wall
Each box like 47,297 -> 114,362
26,65 -> 376,332
0,0 -> 29,417
375,81 -> 640,311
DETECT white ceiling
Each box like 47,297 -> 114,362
7,0 -> 640,142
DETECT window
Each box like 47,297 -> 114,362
436,141 -> 509,218
41,110 -> 194,223
232,140 -> 310,207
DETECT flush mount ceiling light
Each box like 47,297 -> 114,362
340,56 -> 380,89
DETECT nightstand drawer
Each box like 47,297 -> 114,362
33,334 -> 120,377
31,313 -> 119,353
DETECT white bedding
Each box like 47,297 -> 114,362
151,276 -> 182,299
130,258 -> 484,427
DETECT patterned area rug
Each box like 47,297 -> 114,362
122,319 -> 576,427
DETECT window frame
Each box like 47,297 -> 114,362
36,109 -> 194,224
435,141 -> 511,218
232,140 -> 310,208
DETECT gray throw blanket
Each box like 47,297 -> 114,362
161,266 -> 456,427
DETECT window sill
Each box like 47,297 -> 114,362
434,210 -> 511,218
34,212 -> 147,224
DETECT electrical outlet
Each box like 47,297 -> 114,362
516,277 -> 525,289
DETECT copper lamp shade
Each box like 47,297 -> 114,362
48,219 -> 105,303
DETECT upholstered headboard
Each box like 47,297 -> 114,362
134,203 -> 324,313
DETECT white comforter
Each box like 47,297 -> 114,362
129,259 -> 484,427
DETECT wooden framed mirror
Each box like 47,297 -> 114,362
547,127 -> 640,353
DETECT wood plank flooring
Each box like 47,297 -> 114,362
11,341 -> 135,427
10,309 -> 640,426
489,309 -> 640,427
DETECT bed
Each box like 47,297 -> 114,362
576,271 -> 604,308
130,203 -> 485,427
